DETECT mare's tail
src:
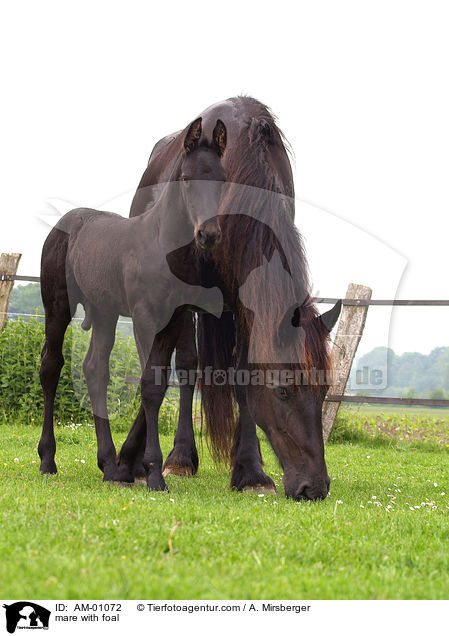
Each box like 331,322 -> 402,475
197,311 -> 236,463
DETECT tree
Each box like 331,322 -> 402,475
430,388 -> 446,400
353,346 -> 449,397
9,283 -> 43,316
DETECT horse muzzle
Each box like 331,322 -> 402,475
195,221 -> 222,250
283,473 -> 331,501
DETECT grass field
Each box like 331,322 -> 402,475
1,410 -> 449,600
344,402 -> 449,417
336,405 -> 449,446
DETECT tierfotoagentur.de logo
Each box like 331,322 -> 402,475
2,603 -> 51,634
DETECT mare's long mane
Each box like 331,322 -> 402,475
198,97 -> 330,461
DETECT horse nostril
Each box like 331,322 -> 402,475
294,481 -> 311,500
293,479 -> 329,501
196,226 -> 221,249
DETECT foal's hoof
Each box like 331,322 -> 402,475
134,477 -> 147,485
163,465 -> 194,477
147,473 -> 168,492
243,484 -> 277,495
40,460 -> 57,475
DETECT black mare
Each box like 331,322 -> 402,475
38,118 -> 227,491
118,97 -> 341,500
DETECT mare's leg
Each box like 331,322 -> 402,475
83,311 -> 118,481
230,348 -> 276,494
163,312 -> 199,477
38,300 -> 72,474
230,396 -> 276,494
134,310 -> 185,492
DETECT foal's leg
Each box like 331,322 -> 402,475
117,313 -> 198,482
230,349 -> 276,494
38,303 -> 72,474
115,405 -> 146,483
163,312 -> 199,477
134,312 -> 184,492
83,312 -> 118,481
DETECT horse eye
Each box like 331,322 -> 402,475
276,386 -> 290,401
181,177 -> 190,186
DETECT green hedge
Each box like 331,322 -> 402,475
0,317 -> 179,433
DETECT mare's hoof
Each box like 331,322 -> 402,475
231,466 -> 276,493
133,467 -> 146,480
162,465 -> 193,477
134,477 -> 147,485
114,463 -> 135,484
163,447 -> 198,477
102,467 -> 121,482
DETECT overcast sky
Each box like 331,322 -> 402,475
1,1 -> 448,357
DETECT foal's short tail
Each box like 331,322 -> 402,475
197,311 -> 236,463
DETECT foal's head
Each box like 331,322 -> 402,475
180,117 -> 227,250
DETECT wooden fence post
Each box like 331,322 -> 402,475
322,282 -> 372,443
0,253 -> 22,331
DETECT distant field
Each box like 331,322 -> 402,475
342,403 -> 449,417
334,406 -> 449,447
1,413 -> 448,600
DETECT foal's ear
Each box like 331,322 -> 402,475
184,117 -> 202,153
318,299 -> 342,332
213,119 -> 227,157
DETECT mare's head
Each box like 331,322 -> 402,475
244,300 -> 341,501
180,117 -> 227,250
236,251 -> 341,500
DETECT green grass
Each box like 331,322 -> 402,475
1,416 -> 449,600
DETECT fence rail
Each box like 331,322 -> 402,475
4,274 -> 449,307
325,394 -> 449,408
315,298 -> 449,306
0,274 -> 41,283
126,390 -> 449,409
